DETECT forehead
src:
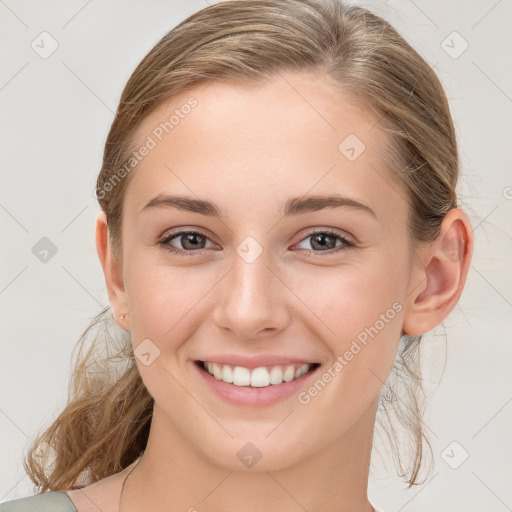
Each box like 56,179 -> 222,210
124,72 -> 406,220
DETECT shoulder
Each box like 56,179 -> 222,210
0,492 -> 77,512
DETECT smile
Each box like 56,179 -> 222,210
199,360 -> 320,388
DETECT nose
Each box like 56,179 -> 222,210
211,247 -> 291,341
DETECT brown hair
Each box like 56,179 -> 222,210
24,0 -> 459,491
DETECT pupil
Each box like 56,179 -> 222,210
184,233 -> 203,249
314,233 -> 334,250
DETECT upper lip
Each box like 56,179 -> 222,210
196,354 -> 319,369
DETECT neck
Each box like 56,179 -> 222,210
119,399 -> 378,512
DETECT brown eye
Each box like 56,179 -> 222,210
294,230 -> 354,255
160,230 -> 214,255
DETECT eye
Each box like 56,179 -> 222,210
159,230 -> 216,255
293,229 -> 354,255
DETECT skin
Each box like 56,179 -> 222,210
67,71 -> 473,512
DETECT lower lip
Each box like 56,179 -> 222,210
192,361 -> 320,407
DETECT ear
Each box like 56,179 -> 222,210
402,208 -> 473,336
95,211 -> 130,331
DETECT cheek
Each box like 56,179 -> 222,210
291,258 -> 405,395
294,257 -> 405,340
124,260 -> 215,401
124,255 -> 213,340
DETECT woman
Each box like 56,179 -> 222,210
0,0 -> 473,511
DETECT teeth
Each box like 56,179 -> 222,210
250,367 -> 270,387
232,366 -> 251,386
269,366 -> 283,385
295,364 -> 309,378
283,365 -> 295,382
213,363 -> 222,380
202,361 -> 313,387
221,364 -> 233,383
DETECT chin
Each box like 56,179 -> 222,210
197,433 -> 317,473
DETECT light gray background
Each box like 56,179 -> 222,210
1,1 -> 511,510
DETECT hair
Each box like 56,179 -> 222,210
24,0 -> 459,492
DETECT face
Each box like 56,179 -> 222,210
113,72 -> 415,471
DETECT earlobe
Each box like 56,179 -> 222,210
402,208 -> 473,336
95,212 -> 129,330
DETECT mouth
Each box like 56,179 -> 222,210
195,360 -> 321,388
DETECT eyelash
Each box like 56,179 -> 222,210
158,229 -> 355,257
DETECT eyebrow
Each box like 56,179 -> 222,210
141,193 -> 377,219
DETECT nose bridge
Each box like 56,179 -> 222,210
212,239 -> 289,338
